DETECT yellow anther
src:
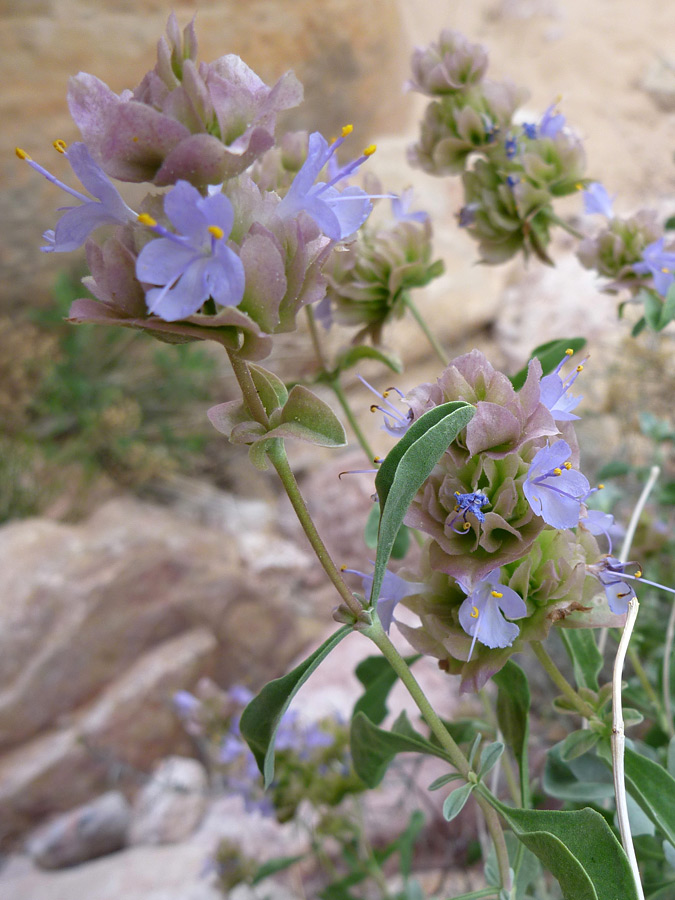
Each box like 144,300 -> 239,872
137,213 -> 157,227
564,461 -> 572,470
565,348 -> 574,355
341,124 -> 353,137
53,139 -> 67,153
553,467 -> 562,476
635,569 -> 642,578
373,456 -> 382,464
208,225 -> 225,240
490,590 -> 503,598
453,505 -> 459,513
463,522 -> 471,530
363,144 -> 377,157
340,564 -> 347,571
454,491 -> 461,497
15,147 -> 31,161
597,483 -> 605,490
617,591 -> 631,599
369,404 -> 378,413
132,136 -> 139,143
382,390 -> 390,398
575,183 -> 583,191
470,605 -> 479,619
576,364 -> 584,372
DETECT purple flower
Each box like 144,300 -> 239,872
17,142 -> 136,252
343,565 -> 426,633
358,375 -> 414,438
458,570 -> 527,660
391,188 -> 428,224
228,684 -> 254,706
583,182 -> 615,218
135,180 -> 245,321
588,557 -> 636,615
523,440 -> 590,529
539,350 -> 584,421
633,237 -> 675,297
448,490 -> 489,534
277,130 -> 374,241
539,100 -> 566,138
172,690 -> 200,717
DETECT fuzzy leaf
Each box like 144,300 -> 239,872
371,401 -> 474,607
559,630 -> 603,692
478,741 -> 505,779
240,626 -> 352,787
443,782 -> 475,821
364,503 -> 410,558
492,801 -> 640,900
352,654 -> 420,726
559,729 -> 601,762
251,855 -> 305,885
249,363 -> 289,414
334,345 -> 403,374
621,746 -> 675,848
493,660 -> 531,805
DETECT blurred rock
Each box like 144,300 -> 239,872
129,757 -> 208,846
25,791 -> 130,869
642,56 -> 675,112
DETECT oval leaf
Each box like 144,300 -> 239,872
493,660 -> 531,805
240,625 -> 352,787
273,384 -> 346,447
443,782 -> 475,822
492,801 -> 640,900
249,363 -> 289,414
479,741 -> 505,779
335,345 -> 403,373
623,746 -> 675,848
559,630 -> 603,692
371,401 -> 474,607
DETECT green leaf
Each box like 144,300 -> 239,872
442,782 -> 475,821
493,660 -> 531,805
478,741 -> 505,779
631,316 -> 647,338
658,481 -> 675,505
394,810 -> 425,877
350,710 -> 454,788
265,385 -> 347,447
371,401 -> 474,607
643,288 -> 663,331
661,282 -> 675,328
427,772 -> 466,791
623,746 -> 675,847
334,345 -> 403,374
509,338 -> 587,390
364,503 -> 409,558
249,363 -> 289,414
543,742 -> 615,802
491,800 -> 640,900
251,854 -> 305,885
559,729 -> 601,762
240,626 -> 352,787
596,460 -> 633,480
352,653 -> 420,725
559,630 -> 603,691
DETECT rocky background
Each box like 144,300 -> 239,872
2,0 -> 675,897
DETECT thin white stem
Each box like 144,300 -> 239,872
611,465 -> 659,900
663,598 -> 675,737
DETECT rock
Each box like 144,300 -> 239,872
25,791 -> 130,869
642,56 -> 675,112
129,757 -> 209,846
0,496 -> 323,753
0,628 -> 216,846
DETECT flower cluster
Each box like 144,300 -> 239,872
319,191 -> 444,342
407,30 -> 588,264
17,15 -> 380,358
173,681 -> 362,822
350,349 -> 627,691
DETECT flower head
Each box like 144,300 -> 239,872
458,570 -> 527,660
17,141 -> 136,252
135,180 -> 245,321
448,490 -> 489,533
538,349 -> 585,421
523,440 -> 590,529
277,130 -> 375,241
633,237 -> 675,297
583,182 -> 615,218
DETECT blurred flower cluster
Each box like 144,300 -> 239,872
18,14 -> 385,360
351,348 -> 636,691
407,30 -> 587,264
173,680 -> 363,823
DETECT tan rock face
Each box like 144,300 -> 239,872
1,0 -> 410,311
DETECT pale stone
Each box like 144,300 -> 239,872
129,757 -> 208,846
25,791 -> 130,869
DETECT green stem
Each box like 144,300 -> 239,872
265,439 -> 363,619
365,621 -> 512,892
305,305 -> 330,372
447,890 -> 500,900
547,212 -> 584,240
228,352 -> 269,427
628,645 -> 671,735
530,642 -> 596,719
402,293 -> 449,365
329,377 -> 376,462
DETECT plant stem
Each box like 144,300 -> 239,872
530,642 -> 596,719
265,439 -> 363,619
228,352 -> 269,427
329,377 -> 376,462
365,621 -> 512,892
402,293 -> 449,365
448,889 -> 500,900
663,599 -> 675,738
305,305 -> 330,372
547,212 -> 584,240
611,465 -> 659,900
